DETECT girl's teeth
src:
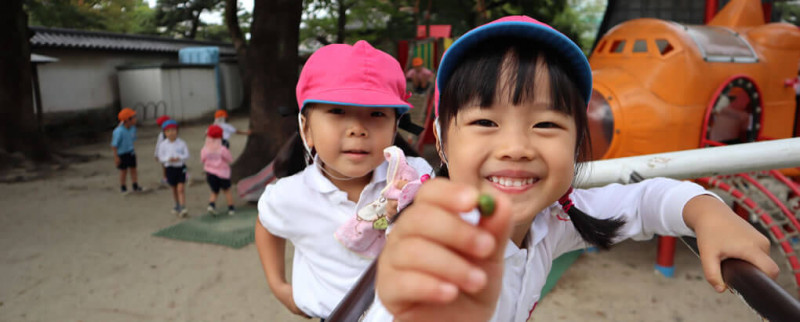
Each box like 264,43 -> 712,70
489,176 -> 534,187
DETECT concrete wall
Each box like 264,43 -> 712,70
118,66 -> 218,122
33,49 -> 176,114
219,62 -> 243,111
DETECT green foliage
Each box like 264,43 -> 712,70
154,0 -> 223,39
776,1 -> 800,27
298,0 -> 605,56
25,0 -> 158,34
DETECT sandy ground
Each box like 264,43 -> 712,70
0,117 -> 789,321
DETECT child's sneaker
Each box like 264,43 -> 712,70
120,185 -> 128,194
179,207 -> 189,218
132,183 -> 143,192
171,206 -> 180,216
207,205 -> 216,216
227,209 -> 235,216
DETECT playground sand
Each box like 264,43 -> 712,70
0,116 -> 783,321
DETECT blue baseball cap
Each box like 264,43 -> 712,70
161,119 -> 178,130
435,15 -> 592,116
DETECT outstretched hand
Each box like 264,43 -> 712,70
683,195 -> 779,292
376,178 -> 513,322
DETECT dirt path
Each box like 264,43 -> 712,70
0,117 -> 780,321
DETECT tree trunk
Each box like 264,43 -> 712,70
231,0 -> 302,181
0,0 -> 50,161
336,0 -> 347,43
224,0 -> 251,110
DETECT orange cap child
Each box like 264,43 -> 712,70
412,57 -> 423,67
207,125 -> 223,139
156,115 -> 171,127
214,110 -> 228,119
118,108 -> 136,122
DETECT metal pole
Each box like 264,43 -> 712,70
575,138 -> 800,188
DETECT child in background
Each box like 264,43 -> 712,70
111,107 -> 142,194
405,57 -> 434,94
213,110 -> 250,148
366,16 -> 778,322
254,40 -> 432,319
201,125 -> 235,216
157,120 -> 190,217
154,115 -> 171,186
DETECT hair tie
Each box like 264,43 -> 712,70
558,187 -> 574,212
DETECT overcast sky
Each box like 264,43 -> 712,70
145,0 -> 254,25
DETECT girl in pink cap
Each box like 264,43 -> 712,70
364,16 -> 778,321
254,40 -> 433,319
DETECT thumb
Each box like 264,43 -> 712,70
700,250 -> 726,293
477,192 -> 513,261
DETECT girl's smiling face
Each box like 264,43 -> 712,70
438,50 -> 583,245
302,104 -> 397,181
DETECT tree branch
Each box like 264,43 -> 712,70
224,0 -> 247,58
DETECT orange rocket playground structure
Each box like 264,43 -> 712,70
586,0 -> 800,295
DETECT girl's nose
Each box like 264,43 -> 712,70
496,131 -> 535,161
347,123 -> 368,137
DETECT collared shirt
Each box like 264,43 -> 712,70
258,155 -> 433,318
363,178 -> 714,322
154,131 -> 166,157
111,124 -> 136,155
157,138 -> 190,167
217,122 -> 237,140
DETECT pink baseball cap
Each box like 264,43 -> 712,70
296,40 -> 412,114
435,15 -> 592,117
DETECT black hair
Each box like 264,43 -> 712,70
273,108 -> 420,179
437,36 -> 624,249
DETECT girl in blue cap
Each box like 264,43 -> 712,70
365,16 -> 778,321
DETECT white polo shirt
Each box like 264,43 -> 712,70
364,178 -> 714,322
258,155 -> 433,318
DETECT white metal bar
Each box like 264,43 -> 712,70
575,138 -> 800,188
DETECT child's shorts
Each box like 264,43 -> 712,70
206,173 -> 231,193
165,165 -> 187,186
117,152 -> 137,170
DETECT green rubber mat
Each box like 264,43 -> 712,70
152,207 -> 258,249
541,249 -> 584,298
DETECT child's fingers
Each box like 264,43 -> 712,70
387,236 -> 488,293
699,251 -> 726,293
390,204 -> 496,258
377,266 -> 459,309
476,191 -> 513,261
413,178 -> 479,214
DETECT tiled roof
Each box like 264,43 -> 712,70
29,26 -> 237,56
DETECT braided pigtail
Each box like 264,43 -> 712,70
558,187 -> 625,249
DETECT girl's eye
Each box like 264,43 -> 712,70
471,119 -> 497,127
534,121 -> 560,129
371,111 -> 387,117
327,108 -> 345,115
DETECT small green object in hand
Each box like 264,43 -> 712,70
478,193 -> 495,216
373,217 -> 389,230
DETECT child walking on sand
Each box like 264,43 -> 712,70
212,110 -> 250,148
155,115 -> 171,185
254,40 -> 433,319
201,125 -> 235,216
366,16 -> 778,322
111,107 -> 142,194
157,120 -> 190,217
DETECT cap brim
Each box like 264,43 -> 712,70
302,88 -> 412,114
436,21 -> 592,108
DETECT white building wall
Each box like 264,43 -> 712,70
219,62 -> 243,110
34,49 -> 175,114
